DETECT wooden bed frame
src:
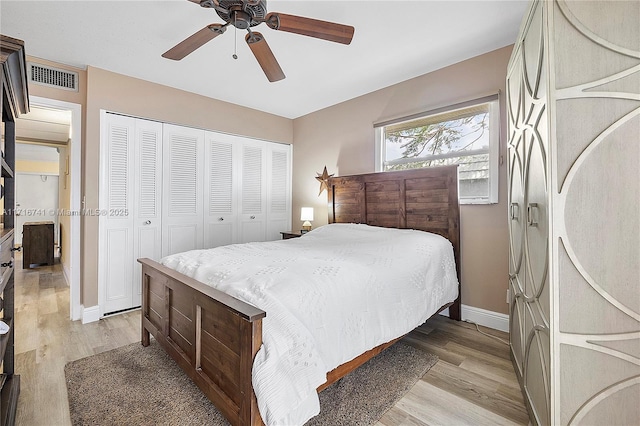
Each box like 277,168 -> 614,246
138,165 -> 461,426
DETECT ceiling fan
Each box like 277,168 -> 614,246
162,0 -> 355,82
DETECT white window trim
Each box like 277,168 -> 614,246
375,98 -> 500,205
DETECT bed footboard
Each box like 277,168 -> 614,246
138,258 -> 266,426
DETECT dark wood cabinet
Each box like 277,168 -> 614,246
0,34 -> 29,426
22,222 -> 54,269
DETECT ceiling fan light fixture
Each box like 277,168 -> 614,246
230,7 -> 252,29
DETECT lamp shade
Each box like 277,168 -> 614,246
300,207 -> 314,221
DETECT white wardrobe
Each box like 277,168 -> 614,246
507,1 -> 639,425
99,112 -> 292,315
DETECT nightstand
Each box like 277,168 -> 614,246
280,231 -> 303,240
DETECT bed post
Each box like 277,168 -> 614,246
240,319 -> 264,426
141,271 -> 151,346
448,166 -> 462,321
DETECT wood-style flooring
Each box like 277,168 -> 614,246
13,255 -> 529,426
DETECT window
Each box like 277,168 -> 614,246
375,96 -> 500,204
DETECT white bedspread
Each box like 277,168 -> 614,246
161,223 -> 459,425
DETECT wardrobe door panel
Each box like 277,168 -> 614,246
507,34 -> 528,380
524,327 -> 551,426
162,124 -> 204,256
523,127 -> 549,319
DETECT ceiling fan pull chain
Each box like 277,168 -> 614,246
233,34 -> 238,59
233,14 -> 238,59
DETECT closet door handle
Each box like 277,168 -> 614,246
250,215 -> 256,220
11,247 -> 22,252
218,217 -> 224,221
510,203 -> 519,221
1,261 -> 13,268
527,203 -> 538,227
144,220 -> 151,225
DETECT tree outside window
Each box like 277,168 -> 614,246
376,99 -> 499,204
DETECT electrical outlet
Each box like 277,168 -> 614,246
506,288 -> 510,304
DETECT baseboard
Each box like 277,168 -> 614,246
81,305 -> 100,324
440,304 -> 509,332
61,263 -> 71,287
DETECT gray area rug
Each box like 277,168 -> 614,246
65,340 -> 437,426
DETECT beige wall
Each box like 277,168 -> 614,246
83,66 -> 293,307
292,46 -> 512,315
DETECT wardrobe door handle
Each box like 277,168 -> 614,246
218,217 -> 224,221
527,203 -> 538,227
144,220 -> 151,225
250,215 -> 256,220
11,246 -> 22,252
510,203 -> 519,221
1,261 -> 13,268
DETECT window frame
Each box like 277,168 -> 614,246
374,97 -> 500,204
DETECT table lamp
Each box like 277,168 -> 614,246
300,207 -> 314,233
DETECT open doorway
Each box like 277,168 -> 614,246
14,98 -> 82,320
15,143 -> 61,251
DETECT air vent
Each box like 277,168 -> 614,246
28,63 -> 79,92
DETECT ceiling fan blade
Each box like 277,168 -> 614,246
162,24 -> 226,60
245,32 -> 285,82
266,12 -> 354,45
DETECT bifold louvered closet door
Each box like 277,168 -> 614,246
162,124 -> 205,256
265,143 -> 292,241
204,132 -> 238,248
204,132 -> 292,247
100,112 -> 163,314
100,113 -> 291,315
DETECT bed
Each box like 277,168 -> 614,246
138,165 -> 461,426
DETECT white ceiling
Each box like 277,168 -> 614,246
14,106 -> 72,144
0,0 -> 528,119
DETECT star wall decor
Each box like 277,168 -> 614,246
315,166 -> 334,196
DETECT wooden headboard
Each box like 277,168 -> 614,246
327,165 -> 461,320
